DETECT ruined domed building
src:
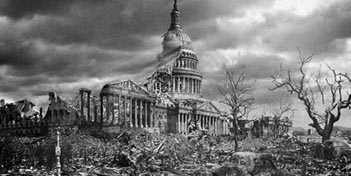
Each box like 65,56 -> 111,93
47,0 -> 231,135
0,1 -> 293,137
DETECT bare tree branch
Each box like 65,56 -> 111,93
271,50 -> 351,141
219,65 -> 254,151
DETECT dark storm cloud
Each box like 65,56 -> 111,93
0,36 -> 98,78
1,0 -> 274,51
0,0 -> 175,103
4,43 -> 155,79
0,0 -> 104,20
0,36 -> 158,103
0,0 -> 71,19
0,38 -> 40,70
262,1 -> 351,56
18,0 -> 170,50
0,80 -> 20,93
0,0 -> 271,86
0,74 -> 48,93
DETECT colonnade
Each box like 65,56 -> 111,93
177,112 -> 230,135
80,89 -> 91,121
100,94 -> 156,128
252,118 -> 292,138
172,76 -> 201,94
48,108 -> 73,125
47,91 -> 77,126
175,58 -> 197,70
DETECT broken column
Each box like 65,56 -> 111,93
79,88 -> 92,123
87,90 -> 91,121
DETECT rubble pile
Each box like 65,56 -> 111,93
261,139 -> 351,176
1,130 -> 216,175
61,131 -> 200,175
1,130 -> 351,175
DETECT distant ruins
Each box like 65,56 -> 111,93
0,99 -> 44,136
251,116 -> 292,138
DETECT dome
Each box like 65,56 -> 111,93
162,29 -> 194,53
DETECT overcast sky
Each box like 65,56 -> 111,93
0,0 -> 350,128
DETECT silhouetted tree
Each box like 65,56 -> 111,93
271,50 -> 351,142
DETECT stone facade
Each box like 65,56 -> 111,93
0,1 -> 232,136
251,116 -> 292,138
45,92 -> 79,127
91,1 -> 231,135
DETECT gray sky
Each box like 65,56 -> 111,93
0,0 -> 350,128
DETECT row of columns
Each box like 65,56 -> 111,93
131,97 -> 154,128
177,113 -> 230,135
254,120 -> 290,138
100,94 -> 156,128
79,89 -> 100,123
175,58 -> 197,70
177,113 -> 190,134
223,119 -> 230,135
48,108 -> 73,126
172,77 -> 201,94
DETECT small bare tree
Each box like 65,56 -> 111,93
219,66 -> 254,151
271,51 -> 351,142
270,96 -> 294,119
264,95 -> 295,138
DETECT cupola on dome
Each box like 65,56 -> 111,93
161,0 -> 194,54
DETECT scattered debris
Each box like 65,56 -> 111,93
0,129 -> 350,175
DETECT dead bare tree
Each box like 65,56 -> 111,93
219,66 -> 254,152
271,51 -> 351,142
270,96 -> 294,119
266,95 -> 295,138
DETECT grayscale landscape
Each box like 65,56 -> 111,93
0,0 -> 350,175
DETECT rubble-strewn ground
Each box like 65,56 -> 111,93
0,129 -> 350,176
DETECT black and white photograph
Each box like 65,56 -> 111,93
0,0 -> 351,175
